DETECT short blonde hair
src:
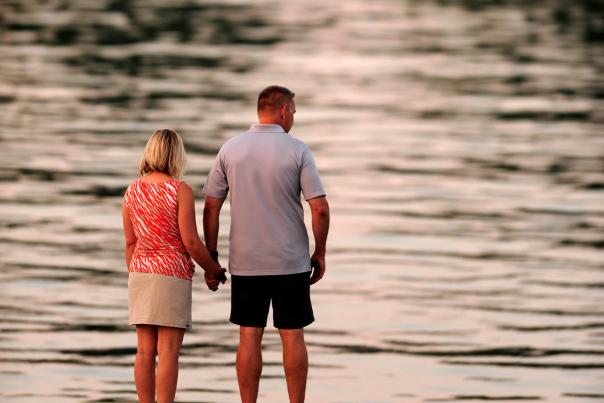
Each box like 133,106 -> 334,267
139,129 -> 186,178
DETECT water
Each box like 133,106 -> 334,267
1,0 -> 604,401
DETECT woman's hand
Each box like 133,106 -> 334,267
205,267 -> 227,291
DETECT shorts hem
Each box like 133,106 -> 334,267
229,318 -> 267,328
274,317 -> 315,330
229,268 -> 311,277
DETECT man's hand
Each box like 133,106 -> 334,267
307,196 -> 329,285
205,267 -> 227,291
310,253 -> 325,285
212,256 -> 228,285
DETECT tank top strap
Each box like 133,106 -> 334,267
166,178 -> 185,194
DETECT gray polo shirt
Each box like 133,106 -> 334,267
202,124 -> 326,276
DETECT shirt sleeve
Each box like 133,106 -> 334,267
202,150 -> 229,198
300,144 -> 326,200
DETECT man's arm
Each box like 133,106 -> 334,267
203,196 -> 225,259
307,196 -> 330,285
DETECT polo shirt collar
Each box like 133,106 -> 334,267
250,124 -> 286,133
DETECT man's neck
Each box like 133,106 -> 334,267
258,118 -> 282,127
257,123 -> 286,133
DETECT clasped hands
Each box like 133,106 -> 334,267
205,262 -> 227,292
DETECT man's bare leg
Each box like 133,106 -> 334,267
236,326 -> 265,403
279,328 -> 308,403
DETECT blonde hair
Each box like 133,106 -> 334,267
139,129 -> 186,178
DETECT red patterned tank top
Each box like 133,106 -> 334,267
123,178 -> 195,281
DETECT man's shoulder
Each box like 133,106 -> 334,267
288,135 -> 307,147
220,130 -> 253,151
286,136 -> 312,158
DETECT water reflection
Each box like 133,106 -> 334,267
1,0 -> 603,402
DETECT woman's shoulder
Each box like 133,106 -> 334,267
175,180 -> 196,207
122,178 -> 141,207
175,179 -> 193,195
124,177 -> 139,192
126,177 -> 143,191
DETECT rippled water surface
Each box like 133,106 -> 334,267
1,0 -> 604,402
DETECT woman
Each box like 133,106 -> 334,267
122,129 -> 225,403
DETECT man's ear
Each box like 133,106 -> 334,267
280,104 -> 288,119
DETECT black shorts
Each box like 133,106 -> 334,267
230,271 -> 314,329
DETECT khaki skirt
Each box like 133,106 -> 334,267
128,271 -> 192,329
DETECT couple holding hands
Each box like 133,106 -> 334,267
122,85 -> 330,403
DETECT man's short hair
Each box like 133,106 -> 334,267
257,85 -> 295,113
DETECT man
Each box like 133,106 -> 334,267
202,85 -> 330,403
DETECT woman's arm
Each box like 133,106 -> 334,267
177,182 -> 223,279
122,203 -> 137,269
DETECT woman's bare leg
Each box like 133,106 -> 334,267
156,326 -> 185,403
135,325 -> 158,403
